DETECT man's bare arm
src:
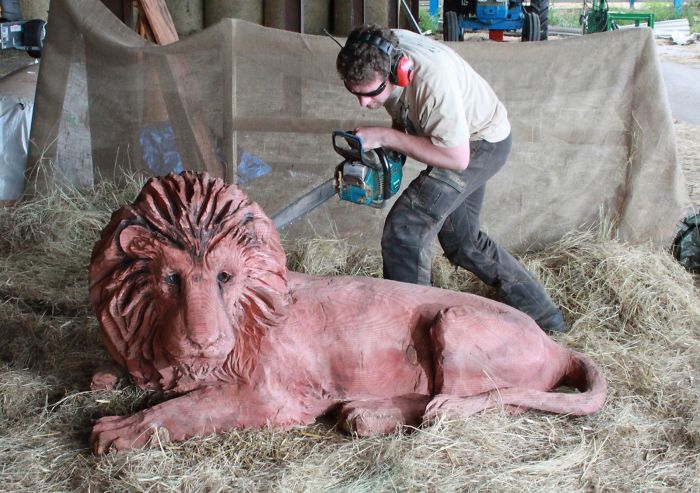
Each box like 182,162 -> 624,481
355,126 -> 470,171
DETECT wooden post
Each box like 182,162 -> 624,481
222,23 -> 237,183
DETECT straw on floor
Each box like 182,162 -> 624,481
1,169 -> 698,492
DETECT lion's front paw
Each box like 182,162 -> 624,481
90,364 -> 123,391
338,402 -> 402,436
90,412 -> 171,455
337,396 -> 429,436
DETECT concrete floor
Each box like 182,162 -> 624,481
661,61 -> 700,124
656,41 -> 700,124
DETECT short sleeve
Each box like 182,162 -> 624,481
413,71 -> 469,148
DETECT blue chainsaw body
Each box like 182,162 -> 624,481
333,131 -> 405,209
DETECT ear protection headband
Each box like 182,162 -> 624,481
346,30 -> 415,87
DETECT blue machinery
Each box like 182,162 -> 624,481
440,0 -> 549,42
432,0 -> 681,42
430,0 -> 682,16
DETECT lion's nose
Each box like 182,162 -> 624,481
183,281 -> 221,349
185,309 -> 220,349
187,325 -> 220,349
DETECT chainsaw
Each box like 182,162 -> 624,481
272,130 -> 405,229
333,130 -> 405,208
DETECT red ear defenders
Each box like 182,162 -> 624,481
346,30 -> 415,87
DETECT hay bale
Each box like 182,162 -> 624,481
0,172 -> 698,491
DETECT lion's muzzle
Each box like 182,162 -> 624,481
157,269 -> 236,366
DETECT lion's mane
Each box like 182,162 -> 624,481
89,172 -> 290,391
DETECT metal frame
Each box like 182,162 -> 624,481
606,11 -> 655,29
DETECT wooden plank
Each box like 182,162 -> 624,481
137,10 -> 156,42
137,0 -> 178,45
230,116 -> 388,133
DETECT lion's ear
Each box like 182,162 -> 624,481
118,225 -> 162,259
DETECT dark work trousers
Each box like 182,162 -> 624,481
381,133 -> 561,325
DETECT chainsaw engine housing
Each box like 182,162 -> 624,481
333,131 -> 405,209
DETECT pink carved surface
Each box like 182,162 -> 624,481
88,171 -> 607,454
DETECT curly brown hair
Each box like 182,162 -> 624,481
336,25 -> 399,85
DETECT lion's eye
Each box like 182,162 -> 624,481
217,271 -> 233,284
164,273 -> 180,286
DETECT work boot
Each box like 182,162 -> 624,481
535,310 -> 568,333
495,279 -> 568,334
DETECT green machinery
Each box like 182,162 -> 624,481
580,0 -> 655,34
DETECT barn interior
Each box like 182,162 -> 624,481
1,0 -> 699,490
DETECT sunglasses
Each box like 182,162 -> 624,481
344,79 -> 388,98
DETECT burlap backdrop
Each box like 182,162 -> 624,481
26,0 -> 689,251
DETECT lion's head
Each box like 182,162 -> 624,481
89,172 -> 290,392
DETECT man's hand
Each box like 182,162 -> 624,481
354,126 -> 470,171
354,126 -> 390,150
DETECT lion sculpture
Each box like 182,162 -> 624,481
88,171 -> 607,454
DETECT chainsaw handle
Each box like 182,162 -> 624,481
332,130 -> 367,162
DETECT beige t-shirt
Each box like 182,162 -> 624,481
384,30 -> 510,146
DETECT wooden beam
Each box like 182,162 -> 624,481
137,0 -> 178,45
284,0 -> 301,32
222,26 -> 237,183
230,116 -> 388,134
137,9 -> 156,42
352,0 -> 364,27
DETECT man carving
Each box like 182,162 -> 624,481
336,25 -> 567,332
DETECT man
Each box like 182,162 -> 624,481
336,25 -> 566,333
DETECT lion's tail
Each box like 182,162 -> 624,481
496,350 -> 608,416
426,350 -> 608,420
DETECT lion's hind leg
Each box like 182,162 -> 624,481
430,304 -> 555,396
424,305 -> 552,422
336,395 -> 430,436
424,391 -> 527,422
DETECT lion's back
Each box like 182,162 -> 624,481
270,273 -> 508,399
